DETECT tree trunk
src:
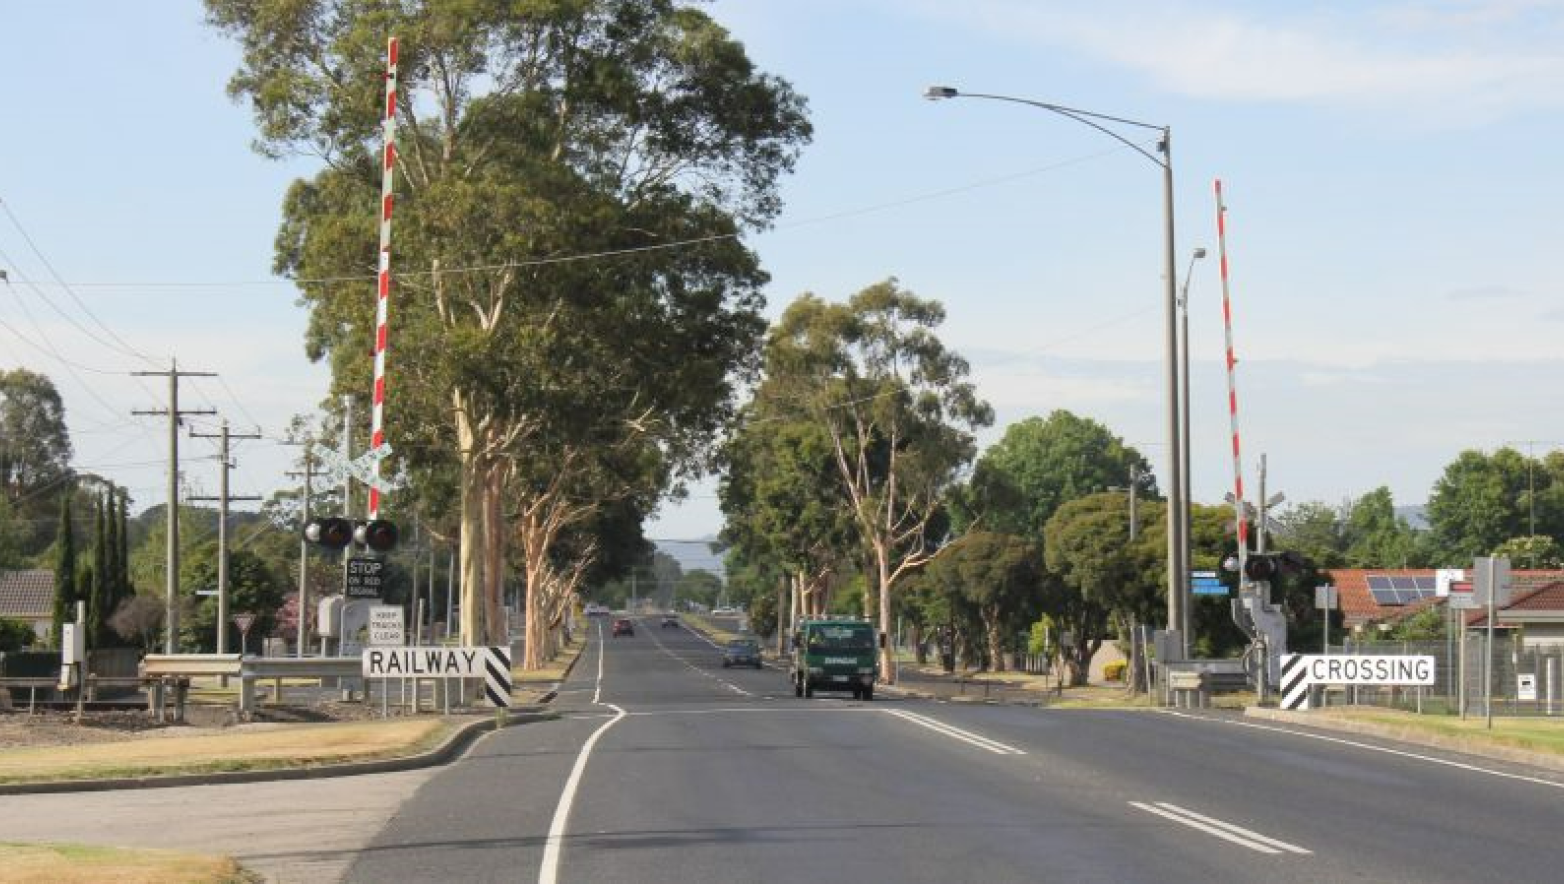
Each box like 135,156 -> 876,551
482,462 -> 506,645
984,607 -> 1007,673
911,623 -> 927,665
775,575 -> 787,657
875,543 -> 893,683
456,408 -> 485,646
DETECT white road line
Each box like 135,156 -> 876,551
881,708 -> 1026,755
1153,803 -> 1310,854
1162,710 -> 1564,792
592,621 -> 606,704
540,620 -> 625,884
1129,802 -> 1304,855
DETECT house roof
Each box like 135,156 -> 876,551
0,569 -> 54,619
1468,581 -> 1564,628
1327,568 -> 1564,628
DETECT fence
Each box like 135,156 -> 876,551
1317,636 -> 1564,717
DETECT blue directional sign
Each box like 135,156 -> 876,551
1191,576 -> 1229,595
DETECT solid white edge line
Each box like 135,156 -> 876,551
1128,802 -> 1282,855
1155,802 -> 1311,854
537,702 -> 626,884
592,620 -> 605,705
1161,710 -> 1564,792
882,708 -> 1024,755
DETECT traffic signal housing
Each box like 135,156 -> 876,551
303,517 -> 354,550
1243,550 -> 1312,582
355,519 -> 399,553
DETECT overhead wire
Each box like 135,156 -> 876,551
0,196 -> 159,366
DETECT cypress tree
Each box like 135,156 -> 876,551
117,491 -> 131,596
104,489 -> 122,625
50,492 -> 76,648
89,494 -> 109,647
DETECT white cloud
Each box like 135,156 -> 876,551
904,0 -> 1564,119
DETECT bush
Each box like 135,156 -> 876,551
1103,659 -> 1127,682
0,618 -> 36,653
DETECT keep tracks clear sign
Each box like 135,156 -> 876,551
361,646 -> 513,707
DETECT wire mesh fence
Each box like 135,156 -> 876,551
1317,635 -> 1564,717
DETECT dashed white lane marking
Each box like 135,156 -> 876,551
540,621 -> 624,884
646,623 -> 753,697
881,708 -> 1026,755
1129,801 -> 1310,856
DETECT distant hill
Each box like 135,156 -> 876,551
1395,505 -> 1429,531
654,537 -> 726,578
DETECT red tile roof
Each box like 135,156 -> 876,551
1326,568 -> 1564,628
1467,581 -> 1564,627
0,569 -> 54,619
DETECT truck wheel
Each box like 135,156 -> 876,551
794,678 -> 803,698
862,686 -> 874,702
804,683 -> 814,698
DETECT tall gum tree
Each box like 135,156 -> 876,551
207,0 -> 810,653
764,280 -> 991,682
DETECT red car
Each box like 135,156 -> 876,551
612,618 -> 635,637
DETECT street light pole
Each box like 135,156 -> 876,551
924,86 -> 1186,651
1178,247 -> 1207,649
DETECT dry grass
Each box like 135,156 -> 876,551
0,842 -> 257,884
1310,708 -> 1564,756
0,717 -> 453,785
513,635 -> 586,685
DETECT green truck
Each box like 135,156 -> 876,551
790,618 -> 879,700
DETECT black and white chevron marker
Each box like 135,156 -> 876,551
1279,653 -> 1310,710
484,645 -> 513,708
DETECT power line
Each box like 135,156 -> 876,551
0,196 -> 157,365
3,143 -> 1139,292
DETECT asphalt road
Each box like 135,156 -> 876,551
346,618 -> 1564,884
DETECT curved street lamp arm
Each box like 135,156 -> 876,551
947,91 -> 1167,168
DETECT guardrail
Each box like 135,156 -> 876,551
238,657 -> 362,713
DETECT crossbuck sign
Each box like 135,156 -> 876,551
362,646 -> 512,708
1280,654 -> 1435,710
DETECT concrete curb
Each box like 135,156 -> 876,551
0,710 -> 556,797
1243,706 -> 1564,774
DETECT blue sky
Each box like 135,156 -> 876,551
3,1 -> 1563,545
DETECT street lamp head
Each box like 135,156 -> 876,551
923,85 -> 959,100
1192,247 -> 1207,260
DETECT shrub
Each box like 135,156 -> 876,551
1103,659 -> 1127,682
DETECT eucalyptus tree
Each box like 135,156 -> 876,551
207,0 -> 810,649
763,280 -> 992,681
719,399 -> 856,633
954,410 -> 1154,538
921,532 -> 1041,671
1043,493 -> 1165,685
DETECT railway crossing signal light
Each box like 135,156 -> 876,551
303,517 -> 354,550
355,519 -> 399,553
303,518 -> 399,552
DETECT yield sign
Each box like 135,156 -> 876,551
233,613 -> 256,634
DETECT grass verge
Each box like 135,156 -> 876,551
0,842 -> 258,884
0,717 -> 455,785
1305,707 -> 1564,757
512,633 -> 586,689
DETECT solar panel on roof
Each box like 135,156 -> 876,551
1413,575 -> 1438,592
1367,575 -> 1394,591
1370,588 -> 1403,605
1390,576 -> 1416,591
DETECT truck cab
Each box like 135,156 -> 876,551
790,618 -> 879,700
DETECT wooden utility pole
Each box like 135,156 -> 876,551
189,419 -> 262,656
132,359 -> 216,653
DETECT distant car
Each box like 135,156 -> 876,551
612,618 -> 635,637
584,603 -> 609,617
722,638 -> 763,669
661,615 -> 680,629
